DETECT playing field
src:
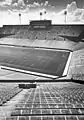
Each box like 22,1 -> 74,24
0,45 -> 71,79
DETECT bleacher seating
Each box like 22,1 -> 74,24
0,38 -> 77,51
68,48 -> 84,80
59,25 -> 84,37
1,24 -> 84,40
0,24 -> 83,52
5,82 -> 84,120
0,83 -> 22,105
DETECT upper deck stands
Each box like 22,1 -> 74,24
0,24 -> 84,40
0,24 -> 83,51
59,25 -> 84,37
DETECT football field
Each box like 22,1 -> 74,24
0,45 -> 72,80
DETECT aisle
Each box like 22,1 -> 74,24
0,89 -> 28,120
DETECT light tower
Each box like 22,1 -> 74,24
40,12 -> 42,20
44,11 -> 46,20
64,10 -> 67,23
19,12 -> 21,25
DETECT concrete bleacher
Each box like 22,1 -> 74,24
3,82 -> 84,120
0,25 -> 30,39
0,83 -> 22,105
59,25 -> 84,37
0,37 -> 78,51
68,45 -> 84,80
0,24 -> 81,50
1,24 -> 84,41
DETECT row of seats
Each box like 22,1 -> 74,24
0,38 -> 77,50
0,83 -> 22,105
0,25 -> 30,35
59,25 -> 83,37
6,82 -> 84,120
1,25 -> 83,40
68,49 -> 84,80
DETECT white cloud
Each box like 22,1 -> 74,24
23,7 -> 29,13
44,1 -> 48,6
18,0 -> 25,6
73,9 -> 84,16
13,3 -> 18,6
13,0 -> 25,7
33,2 -> 40,7
1,1 -> 84,26
0,0 -> 12,6
39,8 -> 46,13
57,1 -> 84,23
27,1 -> 49,8
67,1 -> 77,13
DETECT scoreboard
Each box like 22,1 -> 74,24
30,20 -> 51,29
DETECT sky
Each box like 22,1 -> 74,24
0,0 -> 84,26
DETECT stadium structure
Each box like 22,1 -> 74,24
0,20 -> 84,119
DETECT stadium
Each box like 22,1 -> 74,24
0,0 -> 84,119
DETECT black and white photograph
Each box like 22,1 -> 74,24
0,0 -> 84,120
